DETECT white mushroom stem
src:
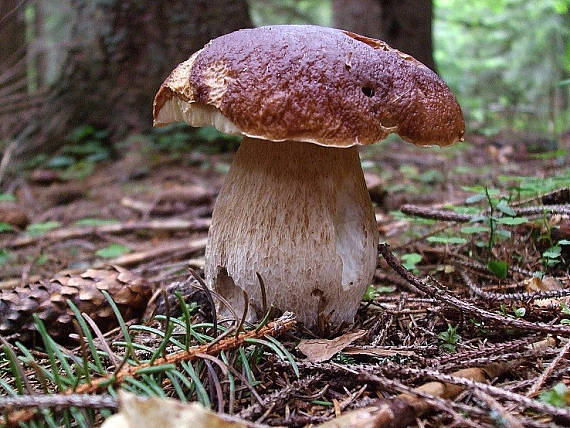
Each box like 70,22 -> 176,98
205,137 -> 379,328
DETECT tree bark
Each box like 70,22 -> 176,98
333,0 -> 436,72
0,0 -> 28,139
12,0 -> 252,153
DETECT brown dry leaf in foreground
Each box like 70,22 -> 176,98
298,330 -> 367,362
101,392 -> 253,428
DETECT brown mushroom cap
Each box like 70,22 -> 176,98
154,25 -> 465,147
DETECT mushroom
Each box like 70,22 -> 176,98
153,25 -> 464,328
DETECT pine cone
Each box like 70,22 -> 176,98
0,266 -> 153,344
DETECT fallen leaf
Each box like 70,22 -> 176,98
524,276 -> 562,292
298,330 -> 366,362
101,391 -> 251,428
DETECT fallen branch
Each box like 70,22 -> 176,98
5,313 -> 296,426
238,374 -> 322,420
5,218 -> 211,248
400,205 -> 472,222
92,237 -> 208,268
378,243 -> 570,336
392,366 -> 570,423
401,203 -> 570,222
459,269 -> 570,302
0,393 -> 117,411
72,312 -> 296,395
526,339 -> 570,398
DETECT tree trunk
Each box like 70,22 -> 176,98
0,0 -> 28,139
333,0 -> 436,72
11,0 -> 252,153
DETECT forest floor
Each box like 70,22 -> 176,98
0,127 -> 569,427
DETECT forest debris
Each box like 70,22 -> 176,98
401,203 -> 570,222
526,339 -> 570,398
0,201 -> 29,228
379,243 -> 570,336
5,218 -> 211,248
364,172 -> 386,204
92,237 -> 208,268
317,401 -> 414,428
121,185 -> 211,215
0,393 -> 118,412
524,276 -> 563,293
101,392 -> 255,428
70,312 -> 296,395
459,269 -> 570,303
238,375 -> 322,420
158,184 -> 211,204
0,265 -> 152,343
342,346 -> 415,358
46,182 -> 86,205
28,168 -> 66,184
400,204 -> 472,222
298,330 -> 366,362
473,390 -> 524,428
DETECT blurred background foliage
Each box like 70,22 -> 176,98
0,0 -> 568,159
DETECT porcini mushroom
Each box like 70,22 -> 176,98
153,25 -> 464,328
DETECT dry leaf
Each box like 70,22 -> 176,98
524,276 -> 568,307
102,391 -> 252,428
524,276 -> 562,292
317,402 -> 411,428
298,330 -> 366,362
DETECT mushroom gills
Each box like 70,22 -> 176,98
205,137 -> 378,327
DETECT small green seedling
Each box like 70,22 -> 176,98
438,323 -> 460,353
539,383 -> 570,408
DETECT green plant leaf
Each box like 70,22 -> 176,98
539,383 -> 570,408
488,260 -> 508,279
0,249 -> 12,265
427,236 -> 467,244
0,222 -> 14,232
495,217 -> 528,225
0,193 -> 16,201
495,200 -> 516,216
460,225 -> 490,234
402,252 -> 422,270
74,218 -> 118,226
46,155 -> 76,169
95,244 -> 131,258
26,221 -> 61,235
543,246 -> 562,259
513,307 -> 526,318
68,125 -> 95,143
465,194 -> 487,204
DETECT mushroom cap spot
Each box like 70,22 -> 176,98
153,25 -> 465,147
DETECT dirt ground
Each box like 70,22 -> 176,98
0,130 -> 569,427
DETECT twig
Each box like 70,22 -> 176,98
459,269 -> 570,302
526,339 -> 570,398
5,218 -> 211,248
0,139 -> 18,188
394,366 -> 570,422
70,313 -> 296,395
0,393 -> 117,411
4,314 -> 295,426
401,203 -> 570,223
378,243 -> 570,336
473,390 -> 524,428
238,374 -> 322,419
400,205 -> 472,222
92,237 -> 208,268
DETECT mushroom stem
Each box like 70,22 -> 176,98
205,137 -> 378,328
